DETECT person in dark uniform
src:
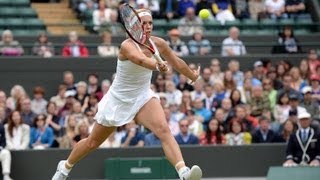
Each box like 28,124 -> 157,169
283,112 -> 320,167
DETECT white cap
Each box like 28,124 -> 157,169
64,90 -> 76,98
302,86 -> 312,94
254,61 -> 263,67
298,111 -> 311,119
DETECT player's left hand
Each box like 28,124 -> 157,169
156,61 -> 169,72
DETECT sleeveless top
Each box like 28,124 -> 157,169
94,39 -> 160,127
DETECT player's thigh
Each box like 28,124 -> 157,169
88,122 -> 116,145
135,98 -> 169,136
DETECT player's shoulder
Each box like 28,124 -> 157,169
120,38 -> 136,50
150,36 -> 167,46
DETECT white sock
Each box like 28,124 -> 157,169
178,166 -> 190,180
61,161 -> 72,175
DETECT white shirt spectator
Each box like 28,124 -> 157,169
265,0 -> 285,13
221,37 -> 247,56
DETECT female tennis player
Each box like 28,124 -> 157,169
52,8 -> 202,180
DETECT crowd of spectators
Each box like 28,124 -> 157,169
69,0 -> 308,34
0,48 -> 319,152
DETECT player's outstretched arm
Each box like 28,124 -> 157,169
154,37 -> 200,82
119,39 -> 158,71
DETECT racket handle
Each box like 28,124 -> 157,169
153,53 -> 164,64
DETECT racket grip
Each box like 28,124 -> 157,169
153,53 -> 164,64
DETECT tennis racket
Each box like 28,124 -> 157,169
119,3 -> 165,65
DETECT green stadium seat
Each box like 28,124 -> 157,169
167,19 -> 180,29
0,19 -> 6,28
12,0 -> 30,6
20,8 -> 37,17
279,19 -> 294,26
12,29 -> 45,36
260,19 -> 277,29
241,19 -> 259,30
0,0 -> 11,6
225,19 -> 241,27
6,18 -> 25,29
153,19 -> 167,26
204,19 -> 221,30
24,18 -> 45,30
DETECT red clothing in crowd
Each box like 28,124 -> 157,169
62,40 -> 89,57
199,132 -> 226,145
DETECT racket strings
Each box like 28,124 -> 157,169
120,5 -> 144,42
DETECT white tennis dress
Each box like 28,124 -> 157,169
95,40 -> 159,127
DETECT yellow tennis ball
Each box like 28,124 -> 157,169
199,9 -> 210,20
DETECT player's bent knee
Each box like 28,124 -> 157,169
153,124 -> 171,140
85,139 -> 101,150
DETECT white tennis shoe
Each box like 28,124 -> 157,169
180,165 -> 202,180
52,160 -> 69,180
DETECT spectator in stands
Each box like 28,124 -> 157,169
307,49 -> 320,77
190,80 -> 206,101
283,112 -> 320,167
213,82 -> 226,103
121,121 -> 145,147
266,67 -> 282,90
179,91 -> 192,114
97,31 -> 119,57
106,10 -> 124,36
285,0 -> 305,19
290,67 -> 307,91
192,98 -> 212,125
163,107 -> 180,136
221,26 -> 246,57
160,0 -> 179,21
223,70 -> 237,96
19,98 -> 37,127
169,103 -> 185,123
212,0 -> 236,24
50,84 -> 67,111
262,78 -> 277,111
188,31 -> 211,55
186,109 -> 203,137
62,31 -> 89,57
144,132 -> 161,146
176,74 -> 194,92
92,0 -> 113,32
96,79 -> 111,100
86,73 -> 101,95
57,114 -> 75,148
233,0 -> 250,19
277,74 -> 300,102
230,89 -> 244,107
63,71 -> 77,94
203,84 -> 217,114
249,85 -> 271,117
201,67 -> 213,85
46,102 -> 63,140
228,60 -> 244,88
252,116 -> 284,143
310,75 -> 320,104
209,58 -> 224,84
248,0 -> 266,20
178,7 -> 204,36
99,131 -> 121,148
265,0 -> 287,20
253,61 -> 265,81
199,118 -> 225,145
32,32 -> 54,57
276,63 -> 287,82
165,81 -> 183,106
287,93 -> 307,121
273,26 -> 302,54
299,59 -> 310,81
30,114 -> 55,149
0,107 -> 7,125
178,0 -> 195,16
300,86 -> 320,121
72,120 -> 90,147
0,120 -> 13,180
0,30 -> 24,56
6,85 -> 26,111
74,81 -> 89,109
274,92 -> 290,125
166,29 -> 189,57
4,111 -> 30,150
280,120 -> 298,142
234,105 -> 256,133
31,86 -> 48,115
225,118 -> 252,145
175,119 -> 199,145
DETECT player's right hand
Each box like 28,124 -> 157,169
156,61 -> 169,72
